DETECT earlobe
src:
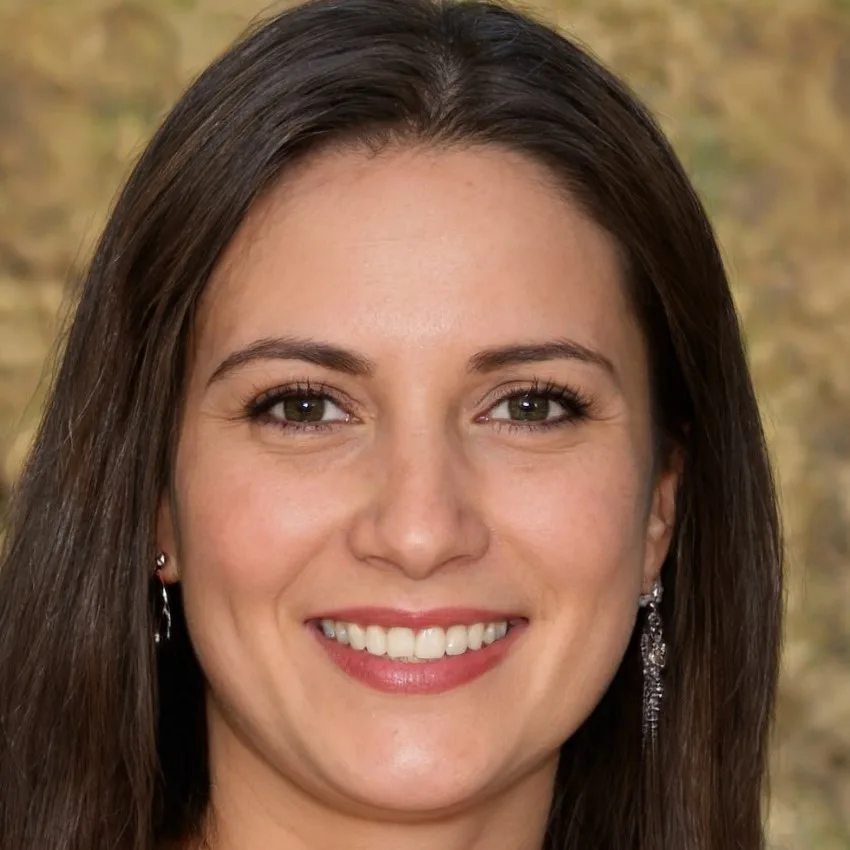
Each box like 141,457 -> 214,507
156,494 -> 180,584
642,456 -> 681,593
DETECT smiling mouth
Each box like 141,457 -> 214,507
312,618 -> 524,662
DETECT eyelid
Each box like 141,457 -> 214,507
477,379 -> 588,413
248,379 -> 359,417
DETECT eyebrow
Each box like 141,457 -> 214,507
467,339 -> 616,380
207,335 -> 617,386
207,337 -> 376,385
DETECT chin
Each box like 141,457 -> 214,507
316,735 -> 500,815
338,770 -> 489,816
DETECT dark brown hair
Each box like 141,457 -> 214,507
0,1 -> 782,848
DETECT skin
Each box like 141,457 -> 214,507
158,144 -> 678,850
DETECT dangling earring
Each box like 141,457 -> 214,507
639,579 -> 666,747
154,552 -> 172,645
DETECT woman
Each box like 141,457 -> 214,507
0,0 -> 783,847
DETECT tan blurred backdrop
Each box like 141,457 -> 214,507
0,0 -> 848,846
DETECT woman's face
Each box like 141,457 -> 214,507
160,144 -> 677,822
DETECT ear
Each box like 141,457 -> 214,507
642,451 -> 682,595
156,491 -> 181,584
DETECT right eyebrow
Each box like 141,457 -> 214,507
207,336 -> 377,387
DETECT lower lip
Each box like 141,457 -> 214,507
309,623 -> 527,695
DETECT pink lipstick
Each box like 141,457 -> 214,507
307,607 -> 528,695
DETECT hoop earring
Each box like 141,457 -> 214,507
154,553 -> 172,645
639,579 -> 666,747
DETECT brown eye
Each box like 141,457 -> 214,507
280,396 -> 326,422
490,392 -> 564,423
483,382 -> 591,431
505,393 -> 553,422
264,394 -> 349,425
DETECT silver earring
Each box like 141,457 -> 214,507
154,553 -> 172,645
639,579 -> 666,747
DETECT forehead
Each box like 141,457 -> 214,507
198,144 -> 643,376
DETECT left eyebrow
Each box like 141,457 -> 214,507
466,339 -> 618,383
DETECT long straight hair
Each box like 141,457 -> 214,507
0,1 -> 782,848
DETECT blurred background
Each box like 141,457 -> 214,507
0,0 -> 847,845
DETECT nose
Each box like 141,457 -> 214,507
346,429 -> 491,579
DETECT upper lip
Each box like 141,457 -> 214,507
307,607 -> 527,629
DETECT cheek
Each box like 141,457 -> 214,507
485,442 -> 648,715
489,441 -> 649,586
174,426 -> 354,600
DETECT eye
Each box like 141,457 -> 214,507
247,382 -> 352,430
266,394 -> 348,424
484,381 -> 591,430
489,393 -> 562,423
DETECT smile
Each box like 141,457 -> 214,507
307,608 -> 528,694
318,619 -> 512,661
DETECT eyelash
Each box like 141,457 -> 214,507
245,378 -> 593,434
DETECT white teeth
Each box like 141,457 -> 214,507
445,624 -> 468,656
365,625 -> 387,656
386,627 -> 415,659
415,627 -> 446,660
319,619 -> 514,661
348,622 -> 366,651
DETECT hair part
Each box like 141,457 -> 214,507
0,1 -> 782,848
